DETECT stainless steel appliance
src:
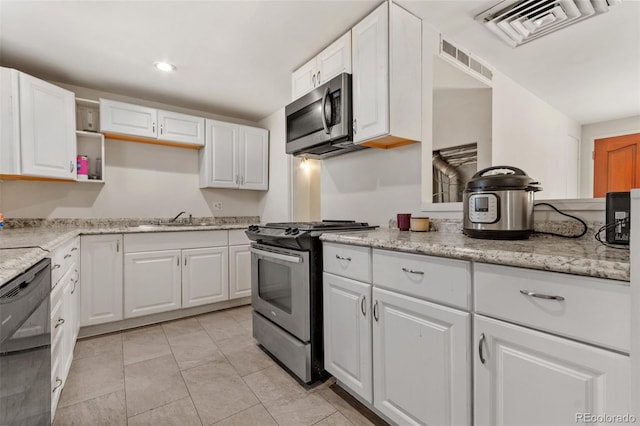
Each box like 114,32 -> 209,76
1,258 -> 51,426
606,191 -> 631,245
285,73 -> 366,159
463,166 -> 541,239
246,220 -> 376,384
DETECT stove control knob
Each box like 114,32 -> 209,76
290,228 -> 299,235
284,227 -> 292,235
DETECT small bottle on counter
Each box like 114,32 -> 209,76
0,212 -> 4,230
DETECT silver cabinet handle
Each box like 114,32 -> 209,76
116,240 -> 120,252
52,263 -> 61,270
519,290 -> 565,301
479,333 -> 486,364
70,160 -> 75,172
335,254 -> 351,261
353,118 -> 357,134
235,175 -> 239,184
402,267 -> 424,275
373,300 -> 379,322
160,124 -> 163,135
184,257 -> 187,266
177,257 -> 180,266
55,318 -> 65,329
312,73 -> 316,87
152,122 -> 156,133
52,378 -> 63,393
71,247 -> 78,252
317,70 -> 321,84
360,296 -> 366,317
64,254 -> 72,259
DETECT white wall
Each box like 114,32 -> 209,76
2,83 -> 265,219
491,71 -> 581,200
433,88 -> 492,170
321,143 -> 422,226
580,115 -> 640,198
258,108 -> 290,223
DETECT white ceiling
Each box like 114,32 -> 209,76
1,0 -> 638,124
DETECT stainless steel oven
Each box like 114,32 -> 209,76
285,73 -> 365,159
251,244 -> 310,342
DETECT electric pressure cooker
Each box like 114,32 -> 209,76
463,166 -> 541,240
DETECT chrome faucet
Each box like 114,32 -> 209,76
170,211 -> 187,223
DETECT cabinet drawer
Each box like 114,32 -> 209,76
323,243 -> 371,282
228,229 -> 250,245
124,230 -> 228,252
372,249 -> 471,309
474,263 -> 630,353
50,236 -> 79,286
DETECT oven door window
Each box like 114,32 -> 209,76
257,259 -> 292,314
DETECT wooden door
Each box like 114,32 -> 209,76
594,133 -> 640,197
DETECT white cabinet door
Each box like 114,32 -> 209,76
373,287 -> 471,426
182,247 -> 229,308
239,125 -> 268,190
18,72 -> 76,179
158,109 -> 205,146
100,98 -> 157,138
317,31 -> 352,85
474,315 -> 631,426
291,57 -> 317,101
200,119 -> 239,188
352,2 -> 389,143
70,265 -> 81,342
229,244 -> 251,299
323,273 -> 373,403
61,272 -> 75,381
80,235 -> 123,326
124,250 -> 182,318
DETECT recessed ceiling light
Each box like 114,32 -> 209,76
154,62 -> 176,72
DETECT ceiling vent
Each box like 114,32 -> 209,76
475,0 -> 621,47
440,37 -> 494,84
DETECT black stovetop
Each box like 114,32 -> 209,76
264,220 -> 371,231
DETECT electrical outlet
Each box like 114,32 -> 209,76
212,202 -> 223,211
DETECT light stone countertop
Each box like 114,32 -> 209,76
0,223 -> 255,286
320,229 -> 630,282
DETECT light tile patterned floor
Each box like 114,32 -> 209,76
53,306 -> 381,426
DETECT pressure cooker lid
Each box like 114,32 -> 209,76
466,166 -> 541,191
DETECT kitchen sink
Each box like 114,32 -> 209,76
133,223 -> 211,229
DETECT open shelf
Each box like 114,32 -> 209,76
76,130 -> 105,183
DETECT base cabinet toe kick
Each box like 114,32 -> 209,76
322,243 -> 631,426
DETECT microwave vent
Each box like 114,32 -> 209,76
440,38 -> 493,83
475,0 -> 621,48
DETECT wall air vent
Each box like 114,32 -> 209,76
440,38 -> 493,83
476,0 -> 621,47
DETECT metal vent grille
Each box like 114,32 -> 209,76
476,0 -> 620,47
440,38 -> 493,82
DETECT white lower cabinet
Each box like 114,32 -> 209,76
323,272 -> 373,403
373,287 -> 470,426
124,250 -> 182,318
474,314 -> 630,426
80,234 -> 123,326
229,244 -> 251,299
183,247 -> 229,307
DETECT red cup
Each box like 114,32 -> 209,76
397,213 -> 411,231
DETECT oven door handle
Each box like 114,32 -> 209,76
250,247 -> 302,264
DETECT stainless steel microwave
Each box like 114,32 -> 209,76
285,73 -> 366,159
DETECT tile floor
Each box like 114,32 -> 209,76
54,305 -> 382,426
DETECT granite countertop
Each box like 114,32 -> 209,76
320,229 -> 630,282
0,221 -> 256,286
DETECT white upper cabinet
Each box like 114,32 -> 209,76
0,67 -> 76,180
352,2 -> 421,148
157,109 -> 205,145
291,31 -> 351,100
199,119 -> 268,190
100,98 -> 204,147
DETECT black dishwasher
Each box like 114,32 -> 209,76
0,258 -> 51,426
